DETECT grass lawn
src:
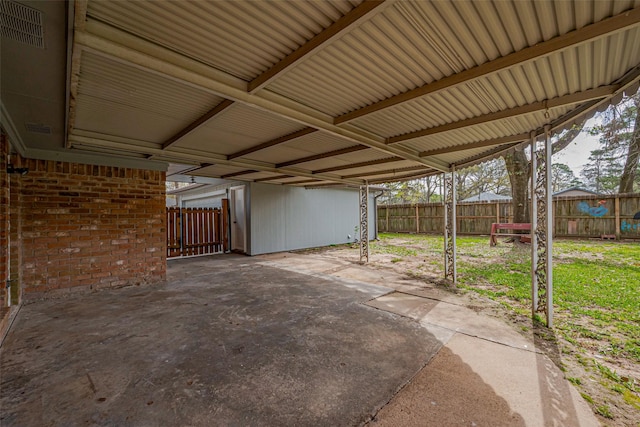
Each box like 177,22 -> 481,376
371,233 -> 640,425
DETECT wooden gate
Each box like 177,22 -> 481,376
166,206 -> 228,258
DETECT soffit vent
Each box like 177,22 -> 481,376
24,122 -> 52,134
0,0 -> 44,48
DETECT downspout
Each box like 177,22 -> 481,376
373,188 -> 386,240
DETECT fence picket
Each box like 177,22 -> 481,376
166,207 -> 225,258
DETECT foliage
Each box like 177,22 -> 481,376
581,148 -> 622,194
381,176 -> 442,204
551,163 -> 583,192
582,91 -> 640,194
455,160 -> 510,200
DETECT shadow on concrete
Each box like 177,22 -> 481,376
532,320 -> 583,427
368,346 -> 526,426
1,255 -> 443,426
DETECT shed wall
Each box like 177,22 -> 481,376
248,183 -> 375,255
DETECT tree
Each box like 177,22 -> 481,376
620,100 -> 640,193
501,120 -> 586,223
503,149 -> 531,223
551,163 -> 582,193
585,92 -> 640,194
381,175 -> 443,205
456,160 -> 509,200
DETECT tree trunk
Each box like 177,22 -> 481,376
618,100 -> 640,194
504,147 -> 530,223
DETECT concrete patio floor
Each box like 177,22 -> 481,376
0,252 -> 598,426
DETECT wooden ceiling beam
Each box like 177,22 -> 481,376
342,165 -> 427,179
227,127 -> 317,160
285,179 -> 322,185
247,1 -> 388,93
276,145 -> 368,168
254,174 -> 293,182
388,85 -> 615,144
79,19 -> 451,172
419,134 -> 529,157
220,169 -> 258,179
162,99 -> 234,150
313,156 -> 402,174
334,6 -> 640,124
368,170 -> 440,184
167,162 -> 214,177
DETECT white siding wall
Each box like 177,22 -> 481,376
248,182 -> 376,255
175,181 -> 243,208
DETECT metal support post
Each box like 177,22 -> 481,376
544,126 -> 554,327
532,125 -> 554,327
359,182 -> 369,263
530,132 -> 538,315
444,166 -> 457,283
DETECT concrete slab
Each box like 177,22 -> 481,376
366,292 -> 439,320
367,292 -> 533,350
370,334 -> 599,427
0,251 -> 599,427
1,255 -> 442,426
258,259 -> 393,300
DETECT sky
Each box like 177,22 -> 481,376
554,129 -> 599,177
553,117 -> 601,178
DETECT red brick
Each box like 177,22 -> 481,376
5,153 -> 166,298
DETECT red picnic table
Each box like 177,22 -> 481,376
489,223 -> 531,246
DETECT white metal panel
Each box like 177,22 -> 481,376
240,131 -> 357,164
69,0 -> 640,181
87,0 -> 359,80
249,183 -> 375,255
174,103 -> 304,155
74,52 -> 222,142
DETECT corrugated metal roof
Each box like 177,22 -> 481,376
75,52 -> 222,142
174,103 -> 304,155
61,0 -> 640,186
87,0 -> 359,80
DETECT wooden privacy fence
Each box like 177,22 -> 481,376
378,193 -> 640,239
166,206 -> 228,258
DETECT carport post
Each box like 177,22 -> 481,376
359,182 -> 369,263
530,132 -> 539,315
531,125 -> 553,327
444,166 -> 457,283
544,126 -> 553,328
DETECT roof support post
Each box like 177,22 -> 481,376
444,166 -> 457,283
544,126 -> 554,328
359,182 -> 370,264
530,131 -> 539,315
532,125 -> 554,327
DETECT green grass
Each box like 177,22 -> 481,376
397,235 -> 640,363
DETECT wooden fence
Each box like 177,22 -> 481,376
378,193 -> 640,239
167,207 -> 228,258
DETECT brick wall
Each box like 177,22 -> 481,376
8,162 -> 21,305
0,134 -> 8,310
12,156 -> 166,298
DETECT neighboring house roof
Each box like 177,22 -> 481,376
461,193 -> 512,202
553,187 -> 599,197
